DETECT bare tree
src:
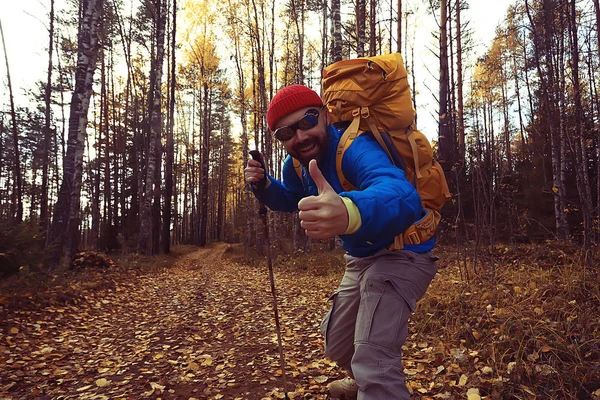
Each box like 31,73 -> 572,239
0,18 -> 23,225
40,0 -> 56,240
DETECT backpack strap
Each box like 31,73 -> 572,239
292,157 -> 302,180
335,108 -> 362,191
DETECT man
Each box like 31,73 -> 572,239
244,84 -> 438,400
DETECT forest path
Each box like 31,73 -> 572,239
0,243 -> 342,399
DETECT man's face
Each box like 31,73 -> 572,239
273,106 -> 329,166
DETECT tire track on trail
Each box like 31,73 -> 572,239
1,243 -> 337,399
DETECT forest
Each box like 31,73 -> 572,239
1,0 -> 600,398
0,0 -> 598,265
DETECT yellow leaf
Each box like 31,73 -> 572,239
95,378 -> 110,387
150,382 -> 165,390
467,388 -> 481,400
458,374 -> 468,386
9,327 -> 19,334
313,375 -> 328,384
201,358 -> 213,366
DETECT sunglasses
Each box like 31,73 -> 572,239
272,106 -> 324,142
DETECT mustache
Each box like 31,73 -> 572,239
294,138 -> 315,151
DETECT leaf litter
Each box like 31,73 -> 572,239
0,241 -> 599,399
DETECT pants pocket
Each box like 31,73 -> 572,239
355,277 -> 411,353
320,292 -> 339,348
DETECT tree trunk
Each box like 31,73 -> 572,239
568,0 -> 593,250
321,0 -> 328,71
438,0 -> 452,173
331,0 -> 342,62
48,0 -> 104,265
356,0 -> 366,57
163,0 -> 176,254
593,0 -> 600,234
0,19 -> 23,225
138,0 -> 166,255
291,0 -> 305,83
40,0 -> 56,240
228,0 -> 251,257
199,82 -> 211,246
397,0 -> 402,53
455,0 -> 464,161
525,0 -> 569,239
369,0 -> 376,56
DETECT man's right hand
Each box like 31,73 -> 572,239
244,155 -> 267,185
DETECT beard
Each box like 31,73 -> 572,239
290,133 -> 329,166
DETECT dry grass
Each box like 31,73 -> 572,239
417,243 -> 600,399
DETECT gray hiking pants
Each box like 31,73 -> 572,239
320,249 -> 438,400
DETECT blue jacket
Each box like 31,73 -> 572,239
260,124 -> 434,257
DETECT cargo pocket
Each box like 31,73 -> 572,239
356,277 -> 411,353
320,292 -> 339,349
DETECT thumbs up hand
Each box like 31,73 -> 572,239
298,159 -> 349,239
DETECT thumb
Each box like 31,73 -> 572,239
309,159 -> 334,195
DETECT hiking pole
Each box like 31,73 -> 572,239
249,150 -> 290,400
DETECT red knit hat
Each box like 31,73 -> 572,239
266,84 -> 323,131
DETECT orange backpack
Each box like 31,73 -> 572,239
311,53 -> 451,248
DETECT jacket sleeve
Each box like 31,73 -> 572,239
255,156 -> 305,213
338,134 -> 422,244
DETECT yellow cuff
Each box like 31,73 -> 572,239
340,197 -> 362,235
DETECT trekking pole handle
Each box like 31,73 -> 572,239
249,150 -> 268,215
249,150 -> 267,192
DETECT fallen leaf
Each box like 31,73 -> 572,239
313,375 -> 328,384
467,388 -> 481,400
95,378 -> 110,387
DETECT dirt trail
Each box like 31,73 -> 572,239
0,243 -> 341,400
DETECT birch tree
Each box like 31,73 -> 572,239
138,0 -> 167,255
48,0 -> 104,265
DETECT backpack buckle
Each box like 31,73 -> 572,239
406,231 -> 421,245
360,107 -> 370,118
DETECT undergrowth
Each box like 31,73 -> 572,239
418,243 -> 600,399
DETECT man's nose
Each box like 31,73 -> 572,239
295,127 -> 310,141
